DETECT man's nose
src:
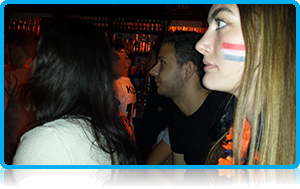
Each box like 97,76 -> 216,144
149,62 -> 159,77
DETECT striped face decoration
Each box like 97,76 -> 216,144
221,42 -> 245,62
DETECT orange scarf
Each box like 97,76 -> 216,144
218,119 -> 252,165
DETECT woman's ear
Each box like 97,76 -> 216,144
184,61 -> 195,80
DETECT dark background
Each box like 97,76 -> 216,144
4,4 -> 211,21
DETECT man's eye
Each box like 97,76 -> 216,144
216,19 -> 227,29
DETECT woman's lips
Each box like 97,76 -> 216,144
204,64 -> 217,71
203,61 -> 217,71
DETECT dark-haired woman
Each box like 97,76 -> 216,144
12,18 -> 142,165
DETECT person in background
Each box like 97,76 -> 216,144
12,18 -> 142,166
129,61 -> 137,77
196,4 -> 295,165
112,41 -> 137,131
4,32 -> 10,67
150,31 -> 232,166
4,30 -> 38,165
111,48 -> 136,141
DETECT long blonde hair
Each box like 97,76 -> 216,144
205,5 -> 296,165
233,4 -> 296,165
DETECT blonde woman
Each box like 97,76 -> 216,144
196,4 -> 296,165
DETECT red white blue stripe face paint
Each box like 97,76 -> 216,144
195,4 -> 245,96
221,42 -> 245,62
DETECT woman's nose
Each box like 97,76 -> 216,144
195,32 -> 212,56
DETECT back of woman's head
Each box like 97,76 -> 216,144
28,17 -> 115,121
23,18 -> 142,165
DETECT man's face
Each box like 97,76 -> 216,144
149,43 -> 185,99
113,49 -> 131,78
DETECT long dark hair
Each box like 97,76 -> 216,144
21,17 -> 142,165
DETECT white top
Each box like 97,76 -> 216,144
114,77 -> 136,130
13,118 -> 114,165
156,127 -> 171,146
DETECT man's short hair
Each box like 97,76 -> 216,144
159,31 -> 204,79
111,41 -> 135,63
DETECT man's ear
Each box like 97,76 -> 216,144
183,61 -> 195,80
127,59 -> 132,66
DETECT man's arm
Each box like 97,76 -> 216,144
172,152 -> 186,182
147,140 -> 172,186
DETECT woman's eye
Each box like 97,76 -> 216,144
216,19 -> 227,29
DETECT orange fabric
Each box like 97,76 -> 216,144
217,119 -> 258,179
119,111 -> 136,142
217,119 -> 260,180
218,169 -> 233,178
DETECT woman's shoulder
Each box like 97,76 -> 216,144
12,116 -> 114,178
13,117 -> 113,165
25,118 -> 89,138
24,117 -> 88,139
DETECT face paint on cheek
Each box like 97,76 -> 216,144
221,42 -> 245,62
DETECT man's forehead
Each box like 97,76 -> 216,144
116,49 -> 129,58
117,49 -> 127,55
159,43 -> 175,56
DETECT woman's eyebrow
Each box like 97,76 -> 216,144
208,6 -> 235,23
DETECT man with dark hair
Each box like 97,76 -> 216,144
4,30 -> 38,164
136,47 -> 178,163
150,32 -> 231,165
112,41 -> 137,131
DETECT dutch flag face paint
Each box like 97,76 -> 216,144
221,42 -> 245,62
